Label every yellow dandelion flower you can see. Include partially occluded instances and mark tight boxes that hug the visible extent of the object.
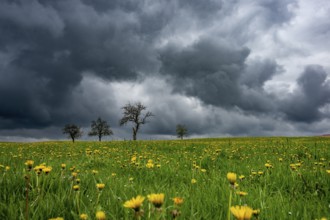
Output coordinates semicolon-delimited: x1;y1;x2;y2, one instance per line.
265;163;273;168
230;205;253;220
237;191;248;197
252;209;260;216
201;169;207;173
326;170;330;174
71;172;78;178
191;178;197;184
25;160;34;170
61;164;66;169
239;175;245;180
73;185;80;191
96;183;105;190
5;166;10;171
92;170;98;175
146;162;154;168
227;172;237;185
79;213;88;220
95;211;106;220
43;166;52;175
48;217;64;220
173;197;184;205
147;193;165;208
111;173;116;177
123;195;145;212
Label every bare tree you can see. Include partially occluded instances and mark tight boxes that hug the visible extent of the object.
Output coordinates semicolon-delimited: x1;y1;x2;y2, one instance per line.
119;102;154;140
63;124;83;143
88;117;113;141
176;124;188;140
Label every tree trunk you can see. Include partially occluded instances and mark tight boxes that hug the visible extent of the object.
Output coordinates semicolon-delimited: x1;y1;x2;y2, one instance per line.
99;135;101;142
133;127;137;141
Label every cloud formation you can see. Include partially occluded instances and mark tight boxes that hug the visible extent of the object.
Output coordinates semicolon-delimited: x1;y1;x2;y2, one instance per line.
0;0;330;140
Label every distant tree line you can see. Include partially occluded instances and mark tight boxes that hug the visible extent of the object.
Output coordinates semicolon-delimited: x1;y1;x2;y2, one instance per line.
63;102;188;142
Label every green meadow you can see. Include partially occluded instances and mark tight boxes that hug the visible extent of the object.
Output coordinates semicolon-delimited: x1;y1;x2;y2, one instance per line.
0;137;329;220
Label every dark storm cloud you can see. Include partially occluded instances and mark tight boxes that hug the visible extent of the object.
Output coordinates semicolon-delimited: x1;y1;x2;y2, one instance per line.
280;65;330;122
0;0;329;140
159;38;250;107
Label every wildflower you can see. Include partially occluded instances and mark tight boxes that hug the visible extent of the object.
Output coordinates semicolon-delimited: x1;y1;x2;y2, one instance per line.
95;211;106;220
25;160;34;171
92;170;98;175
326;170;330;174
237;191;248;197
80;213;88;220
173;197;184;205
230;205;253;220
96;183;105;190
239;175;245;180
191;178;197;184
129;177;134;181
111;173;116;177
265;163;273;168
258;171;263;175
48;217;64;220
201;169;207;173
146;161;154;168
5;166;10;171
123;195;145;212
252;209;260;217
61;164;66;170
278;158;283;162
73;185;80;191
227;172;237;185
148;193;165;208
72;172;78;178
43;166;52;175
76;178;81;184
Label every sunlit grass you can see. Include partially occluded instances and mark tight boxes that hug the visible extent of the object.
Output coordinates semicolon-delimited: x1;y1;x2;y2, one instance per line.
0;137;329;219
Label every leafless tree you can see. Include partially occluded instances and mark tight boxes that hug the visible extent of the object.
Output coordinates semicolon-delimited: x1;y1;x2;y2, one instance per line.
88;117;113;141
63;124;83;143
119;102;154;140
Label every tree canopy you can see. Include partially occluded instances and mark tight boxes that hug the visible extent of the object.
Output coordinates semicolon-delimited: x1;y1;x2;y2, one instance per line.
63;124;83;142
88;117;113;141
119;102;154;140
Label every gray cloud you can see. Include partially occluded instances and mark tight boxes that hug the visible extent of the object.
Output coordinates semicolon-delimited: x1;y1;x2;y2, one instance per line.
0;0;330;140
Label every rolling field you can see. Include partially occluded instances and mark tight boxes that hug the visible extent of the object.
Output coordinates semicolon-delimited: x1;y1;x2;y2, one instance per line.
0;137;329;219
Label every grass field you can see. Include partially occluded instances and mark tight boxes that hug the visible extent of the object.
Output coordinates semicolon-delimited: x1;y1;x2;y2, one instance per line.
0;137;329;219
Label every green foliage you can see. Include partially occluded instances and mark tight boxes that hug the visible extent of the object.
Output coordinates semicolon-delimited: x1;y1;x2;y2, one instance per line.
0;137;329;219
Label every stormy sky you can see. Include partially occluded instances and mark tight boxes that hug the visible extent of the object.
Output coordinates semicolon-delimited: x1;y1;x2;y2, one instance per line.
0;0;330;141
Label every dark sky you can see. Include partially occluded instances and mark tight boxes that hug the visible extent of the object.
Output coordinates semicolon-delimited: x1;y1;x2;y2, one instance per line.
0;0;330;141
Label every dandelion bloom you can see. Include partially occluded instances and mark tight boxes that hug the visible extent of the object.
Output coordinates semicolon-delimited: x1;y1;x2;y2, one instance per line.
173;197;184;205
61;164;66;170
73;185;80;191
237;191;248;197
147;193;165;208
48;217;64;220
191;178;197;184
43;167;52;175
96;183;105;190
265;163;273;168
239;175;245;180
80;213;88;220
123;195;145;212
227;172;237;185
95;211;106;220
5;166;10;171
25;160;34;170
326;170;330;174
230;205;253;220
